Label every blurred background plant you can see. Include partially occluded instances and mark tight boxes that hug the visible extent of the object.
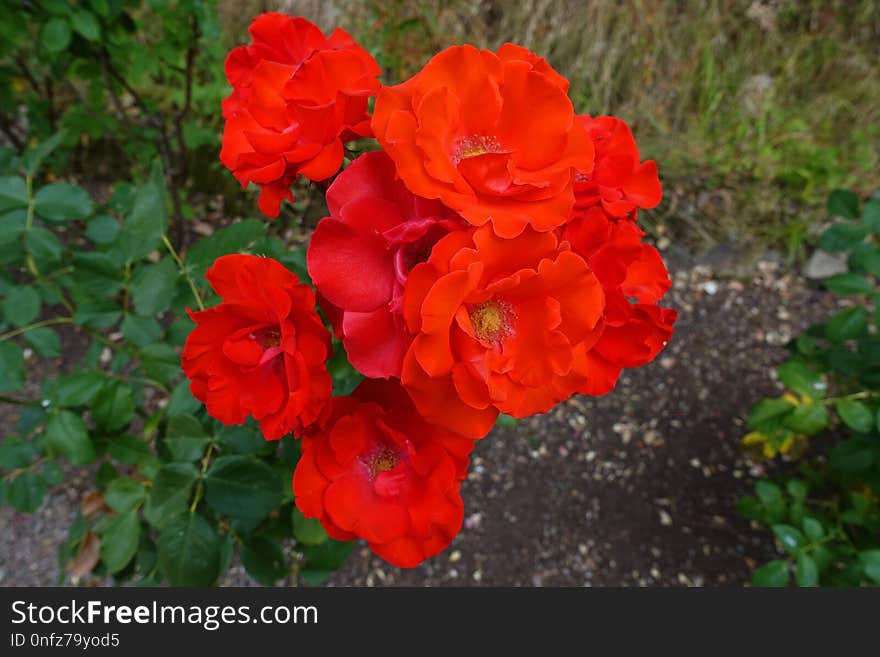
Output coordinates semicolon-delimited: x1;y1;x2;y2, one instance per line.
738;189;880;586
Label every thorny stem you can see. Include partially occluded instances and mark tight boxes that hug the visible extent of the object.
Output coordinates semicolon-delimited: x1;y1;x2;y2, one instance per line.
162;234;204;311
189;442;216;513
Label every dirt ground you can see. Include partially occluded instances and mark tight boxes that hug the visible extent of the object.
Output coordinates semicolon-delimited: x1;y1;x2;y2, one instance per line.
0;253;846;587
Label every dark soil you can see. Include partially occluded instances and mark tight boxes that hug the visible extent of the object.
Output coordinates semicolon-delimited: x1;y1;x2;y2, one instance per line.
0;257;847;586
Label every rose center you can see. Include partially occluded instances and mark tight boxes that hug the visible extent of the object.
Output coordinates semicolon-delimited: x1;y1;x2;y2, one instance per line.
469;300;513;343
453;135;503;165
363;447;400;479
255;329;281;349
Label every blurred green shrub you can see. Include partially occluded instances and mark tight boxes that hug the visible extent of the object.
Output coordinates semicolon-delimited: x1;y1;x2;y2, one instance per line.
0;2;354;586
739;188;880;586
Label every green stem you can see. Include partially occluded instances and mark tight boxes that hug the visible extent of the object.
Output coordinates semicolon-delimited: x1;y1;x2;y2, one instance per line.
162;234;204;311
0;317;73;342
0;395;41;407
822;391;880;404
3;456;48;482
25;175;34;230
189;441;215;513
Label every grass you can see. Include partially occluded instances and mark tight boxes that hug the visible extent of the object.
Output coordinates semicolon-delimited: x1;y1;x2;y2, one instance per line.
227;1;880;256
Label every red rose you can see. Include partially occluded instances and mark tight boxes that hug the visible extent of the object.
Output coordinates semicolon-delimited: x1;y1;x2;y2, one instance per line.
220;13;381;217
573;115;662;220
307;151;465;378
293;379;472;568
563;207;676;395
372;44;593;238
182;254;332;440
401;226;605;438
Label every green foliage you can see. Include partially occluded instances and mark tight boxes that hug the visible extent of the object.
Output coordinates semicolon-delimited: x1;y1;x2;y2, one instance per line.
740;188;880;587
0;0;346;586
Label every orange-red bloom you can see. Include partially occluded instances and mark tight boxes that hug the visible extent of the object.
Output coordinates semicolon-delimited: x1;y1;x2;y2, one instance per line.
372;44;593;238
220;13;381;217
563;207;676;394
182;254;332;440
293;379;473;568
307;151;464;378
402;226;605;438
573;115;662;221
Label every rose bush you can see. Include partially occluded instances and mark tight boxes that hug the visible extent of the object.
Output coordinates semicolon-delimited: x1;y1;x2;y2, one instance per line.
0;8;675;579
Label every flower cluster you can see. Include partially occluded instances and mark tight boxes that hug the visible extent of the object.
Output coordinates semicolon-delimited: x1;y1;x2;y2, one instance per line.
193;14;676;569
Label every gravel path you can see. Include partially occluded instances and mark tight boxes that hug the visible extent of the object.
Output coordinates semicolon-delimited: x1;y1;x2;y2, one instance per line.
0;258;846;586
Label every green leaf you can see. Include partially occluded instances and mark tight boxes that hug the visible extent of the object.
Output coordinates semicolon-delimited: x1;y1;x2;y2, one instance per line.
42;460;63;486
495;414;518;428
859;550;880;584
751;560;790;587
0;436;38;469
157;512;223;586
205;455;281;522
85;215;120;245
41;18;71;53
0;342;25;392
45;411;94;465
164;414;209;462
100;509;140;574
72;296;120;329
748;399;794;431
783;401;828;435
835;398;874;433
71;9;100;40
7;471;48;512
119;165;167;263
121;314;162;346
795;554;818;586
293;507;328;546
23;131;66;176
802;517;825;541
71;252;123;298
92;381;135;432
0;210;26;248
847;243;880;276
131;258;177;316
0;176;27;212
167;381;201;416
300;539;352;585
184;219;267;278
1;286;40;327
827;189;860;219
25;327;60;357
138;343;179;384
144;463;198;528
786;479;808;501
104;477;146;514
771;524;805;554
34;182;94;222
25;227;63;263
755;481;782;504
777;360;826;398
818;223;865;252
241;536;287;585
216;424;266;455
56;371;104;406
825;273;874;295
863;200;880;232
829;439;876;473
825;307;869;342
107;434;151;466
